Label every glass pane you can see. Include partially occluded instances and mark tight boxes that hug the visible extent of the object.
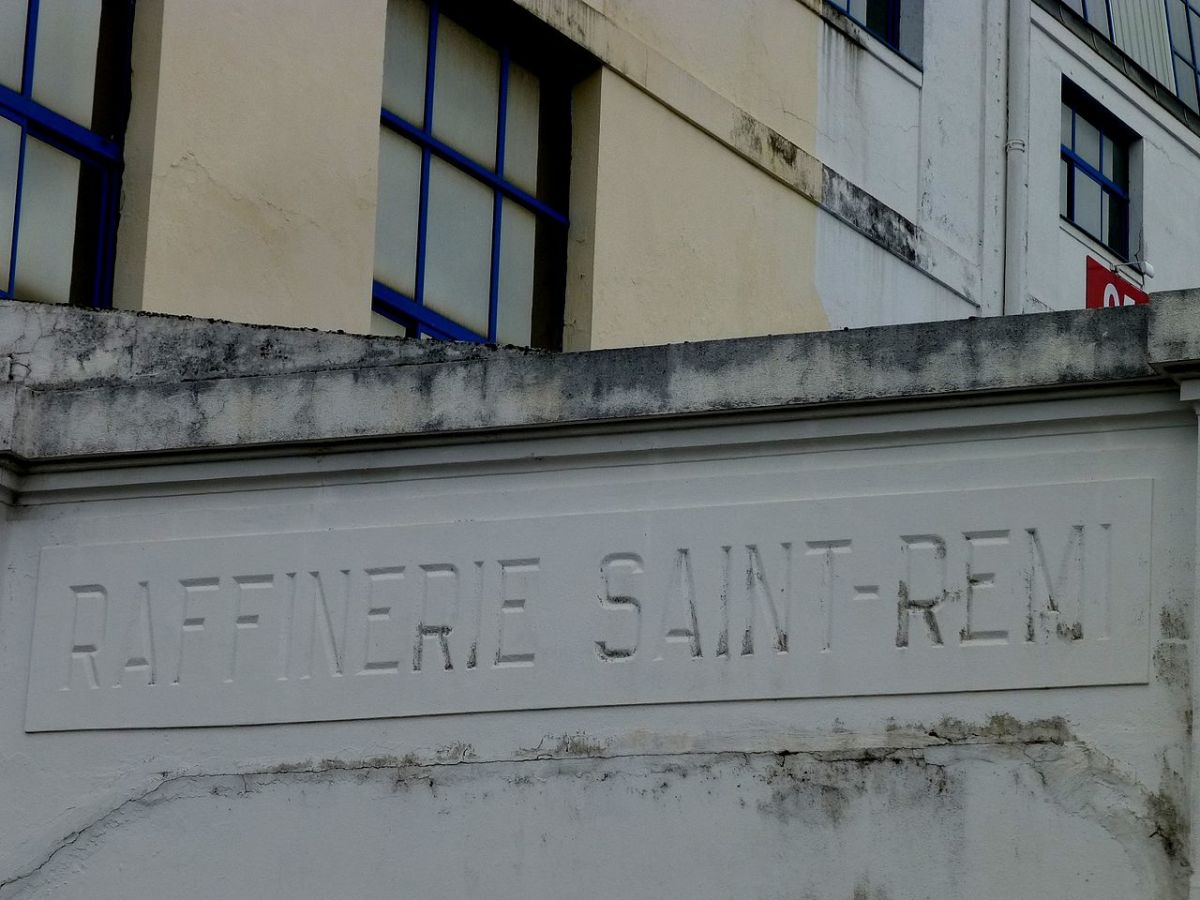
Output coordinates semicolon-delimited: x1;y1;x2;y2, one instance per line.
1074;114;1100;169
1062;0;1085;16
424;157;492;336
504;61;540;195
1191;12;1200;67
373;129;422;296
897;0;923;62
1106;193;1127;254
1101;135;1127;184
13;135;79;304
1168;0;1191;54
0;118;20;290
383;0;428;126
371;311;408;337
497;200;535;346
1072;169;1102;239
1061;104;1072;148
864;0;890;37
1085;0;1110;36
432;14;499;169
1175;56;1199;110
31;0;102;128
847;0;867;22
1101;189;1110;246
1059;158;1069;218
0;1;28;91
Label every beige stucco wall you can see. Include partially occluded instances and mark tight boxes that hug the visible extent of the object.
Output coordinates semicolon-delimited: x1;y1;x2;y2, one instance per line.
581;0;820;154
565;68;826;350
113;0;828;346
114;0;386;332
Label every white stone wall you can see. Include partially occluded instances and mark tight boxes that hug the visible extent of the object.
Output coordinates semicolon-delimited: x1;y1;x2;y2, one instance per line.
0;300;1194;897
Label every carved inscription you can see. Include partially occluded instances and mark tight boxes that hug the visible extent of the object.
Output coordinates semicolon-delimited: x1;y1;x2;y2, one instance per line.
26;481;1153;731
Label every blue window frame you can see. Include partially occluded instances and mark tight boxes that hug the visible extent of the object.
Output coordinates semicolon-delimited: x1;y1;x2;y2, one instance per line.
1165;0;1200;111
373;0;575;346
826;0;923;64
1060;85;1134;257
0;0;130;308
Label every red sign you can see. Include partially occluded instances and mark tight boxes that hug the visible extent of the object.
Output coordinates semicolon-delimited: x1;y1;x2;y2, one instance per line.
1086;257;1149;308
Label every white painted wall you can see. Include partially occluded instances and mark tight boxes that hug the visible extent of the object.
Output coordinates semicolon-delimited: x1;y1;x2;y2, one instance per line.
0;387;1191;898
1026;6;1200;311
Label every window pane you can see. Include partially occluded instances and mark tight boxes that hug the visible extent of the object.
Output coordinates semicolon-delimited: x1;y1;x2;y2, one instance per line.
1074;114;1100;169
383;0;429;126
1175;56;1199;110
13;135;79;303
1191;12;1200;67
424;157;492;336
371;311;409;337
1168;0;1191;54
31;0;103;128
0;118;19;290
497;200;535;346
898;0;923;62
1085;0;1110;36
864;0;890;37
1059;158;1069;218
1072;169;1102;239
374;129;422;297
0;1;27;92
1061;0;1085;16
1101;134;1127;184
1061;104;1072;148
504;61;540;196
432;14;499;170
1105;194;1127;254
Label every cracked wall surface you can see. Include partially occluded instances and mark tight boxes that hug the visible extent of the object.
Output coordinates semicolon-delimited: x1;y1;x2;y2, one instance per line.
0;733;1186;899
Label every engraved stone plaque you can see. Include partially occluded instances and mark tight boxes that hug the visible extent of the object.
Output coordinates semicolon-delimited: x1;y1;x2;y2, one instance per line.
25;480;1152;731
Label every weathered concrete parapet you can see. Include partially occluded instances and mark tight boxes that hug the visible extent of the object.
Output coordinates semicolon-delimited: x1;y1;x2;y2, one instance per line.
0;299;1198;898
0;297;1190;460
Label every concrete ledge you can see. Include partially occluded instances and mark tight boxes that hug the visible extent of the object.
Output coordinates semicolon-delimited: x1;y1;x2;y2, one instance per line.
0;298;1189;461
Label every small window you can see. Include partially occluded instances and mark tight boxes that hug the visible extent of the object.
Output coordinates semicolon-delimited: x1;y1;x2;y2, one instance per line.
827;0;923;64
1166;0;1200;112
373;0;585;347
0;0;131;307
1059;84;1136;258
1059;0;1114;38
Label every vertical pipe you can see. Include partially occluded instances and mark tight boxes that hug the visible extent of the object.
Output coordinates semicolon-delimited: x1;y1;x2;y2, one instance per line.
1002;0;1031;315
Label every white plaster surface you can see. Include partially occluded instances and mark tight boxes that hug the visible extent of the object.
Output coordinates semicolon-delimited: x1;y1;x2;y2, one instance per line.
0;382;1193;897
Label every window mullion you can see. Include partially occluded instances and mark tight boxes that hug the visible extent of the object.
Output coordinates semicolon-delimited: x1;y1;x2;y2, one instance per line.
21;0;39;98
487;46;511;344
413;1;440;334
5;131;26;297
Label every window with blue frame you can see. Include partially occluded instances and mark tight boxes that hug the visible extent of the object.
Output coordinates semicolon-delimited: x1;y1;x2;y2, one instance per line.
1165;0;1200;111
826;0;923;64
1060;84;1135;257
0;0;130;308
1059;0;1115;39
373;0;583;347
1059;0;1200;114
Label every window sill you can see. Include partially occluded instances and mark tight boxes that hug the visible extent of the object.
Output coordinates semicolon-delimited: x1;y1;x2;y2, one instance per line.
808;1;924;90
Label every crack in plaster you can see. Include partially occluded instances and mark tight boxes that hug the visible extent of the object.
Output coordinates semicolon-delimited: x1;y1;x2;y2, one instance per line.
0;717;1188;897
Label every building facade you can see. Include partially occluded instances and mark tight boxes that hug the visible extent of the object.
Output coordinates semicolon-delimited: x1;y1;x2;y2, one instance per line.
3;0;1200;349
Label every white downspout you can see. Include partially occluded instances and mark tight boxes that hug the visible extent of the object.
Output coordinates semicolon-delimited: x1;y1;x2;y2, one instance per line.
1003;0;1031;315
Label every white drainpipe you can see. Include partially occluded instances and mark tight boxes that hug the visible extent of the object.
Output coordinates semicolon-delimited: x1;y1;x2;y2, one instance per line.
1003;0;1031;315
